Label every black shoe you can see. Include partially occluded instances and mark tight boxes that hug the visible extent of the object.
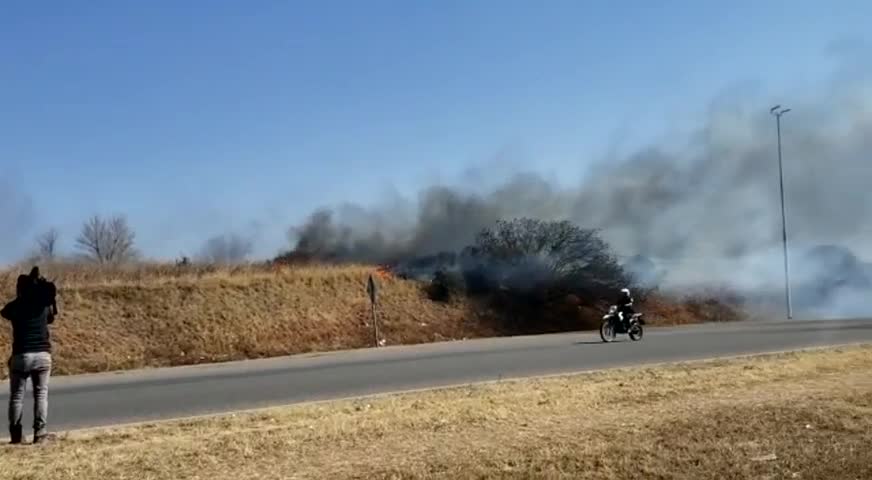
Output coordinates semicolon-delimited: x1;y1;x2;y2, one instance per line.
9;425;22;445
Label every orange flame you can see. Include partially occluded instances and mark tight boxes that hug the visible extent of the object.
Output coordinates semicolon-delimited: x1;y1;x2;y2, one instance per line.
374;265;393;279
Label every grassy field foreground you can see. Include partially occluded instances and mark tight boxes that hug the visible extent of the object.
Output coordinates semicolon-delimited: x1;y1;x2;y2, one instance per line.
0;262;745;377
0;344;869;479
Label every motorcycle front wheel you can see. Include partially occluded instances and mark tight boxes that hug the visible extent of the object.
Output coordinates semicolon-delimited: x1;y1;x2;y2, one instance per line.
600;318;617;342
629;323;644;341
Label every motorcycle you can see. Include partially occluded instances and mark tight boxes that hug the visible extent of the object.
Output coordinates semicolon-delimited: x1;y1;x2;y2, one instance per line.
599;305;645;342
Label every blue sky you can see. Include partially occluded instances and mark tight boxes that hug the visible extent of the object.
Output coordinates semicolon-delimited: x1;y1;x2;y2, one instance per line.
1;1;870;262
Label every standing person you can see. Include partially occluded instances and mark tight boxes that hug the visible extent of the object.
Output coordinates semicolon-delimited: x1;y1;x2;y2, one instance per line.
1;271;55;445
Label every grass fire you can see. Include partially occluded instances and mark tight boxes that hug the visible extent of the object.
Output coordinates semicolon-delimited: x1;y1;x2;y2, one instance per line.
1;217;748;379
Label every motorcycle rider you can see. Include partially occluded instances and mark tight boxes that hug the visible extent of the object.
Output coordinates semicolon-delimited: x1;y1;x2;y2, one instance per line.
616;287;634;329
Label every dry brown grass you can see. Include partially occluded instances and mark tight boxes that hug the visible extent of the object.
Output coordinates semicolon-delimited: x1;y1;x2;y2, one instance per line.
0;262;744;377
1;344;869;479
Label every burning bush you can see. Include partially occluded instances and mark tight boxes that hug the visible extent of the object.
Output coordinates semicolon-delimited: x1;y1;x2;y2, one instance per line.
424;218;635;332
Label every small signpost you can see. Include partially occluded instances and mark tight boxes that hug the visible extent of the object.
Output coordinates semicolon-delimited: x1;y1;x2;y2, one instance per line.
366;273;380;347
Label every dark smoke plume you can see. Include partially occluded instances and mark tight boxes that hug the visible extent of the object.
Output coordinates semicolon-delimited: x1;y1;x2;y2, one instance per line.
287;62;872;317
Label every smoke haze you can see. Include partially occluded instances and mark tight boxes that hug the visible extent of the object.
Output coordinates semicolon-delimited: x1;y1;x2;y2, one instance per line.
0;179;36;264
197;233;255;264
289;61;872;317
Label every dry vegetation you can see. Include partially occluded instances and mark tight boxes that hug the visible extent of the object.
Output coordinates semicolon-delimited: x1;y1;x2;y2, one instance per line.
0;261;746;377
1;344;869;479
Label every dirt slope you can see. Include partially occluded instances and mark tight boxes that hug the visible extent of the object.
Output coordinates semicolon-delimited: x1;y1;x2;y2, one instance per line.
0;263;743;376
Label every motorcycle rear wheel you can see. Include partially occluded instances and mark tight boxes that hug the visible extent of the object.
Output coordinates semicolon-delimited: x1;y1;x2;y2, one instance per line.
629;323;644;341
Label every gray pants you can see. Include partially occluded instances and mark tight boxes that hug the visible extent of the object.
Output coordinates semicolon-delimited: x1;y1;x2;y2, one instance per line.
8;352;52;437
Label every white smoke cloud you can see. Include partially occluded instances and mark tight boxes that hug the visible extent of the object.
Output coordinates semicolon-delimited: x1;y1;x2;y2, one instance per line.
288;56;872;318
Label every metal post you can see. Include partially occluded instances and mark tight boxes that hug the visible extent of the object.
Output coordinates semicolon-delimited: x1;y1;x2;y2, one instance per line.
770;105;793;319
372;302;380;347
366;274;380;346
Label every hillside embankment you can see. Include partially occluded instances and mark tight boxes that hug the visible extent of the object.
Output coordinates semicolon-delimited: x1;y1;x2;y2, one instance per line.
0;263;746;377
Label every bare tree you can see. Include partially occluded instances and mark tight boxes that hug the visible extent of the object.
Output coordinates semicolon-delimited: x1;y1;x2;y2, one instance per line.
469;218;631;298
198;233;253;264
75;214;137;263
35;228;60;260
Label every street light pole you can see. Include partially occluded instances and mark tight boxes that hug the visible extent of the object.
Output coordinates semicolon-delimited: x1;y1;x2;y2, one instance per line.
770;105;793;319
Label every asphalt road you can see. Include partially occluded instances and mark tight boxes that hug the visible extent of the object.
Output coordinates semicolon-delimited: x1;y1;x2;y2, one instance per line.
3;318;872;433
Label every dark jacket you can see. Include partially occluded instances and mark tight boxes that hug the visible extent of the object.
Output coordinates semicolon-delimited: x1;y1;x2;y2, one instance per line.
2;294;54;355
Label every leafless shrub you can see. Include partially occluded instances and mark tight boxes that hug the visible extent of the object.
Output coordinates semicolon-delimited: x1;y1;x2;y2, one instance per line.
468;218;631;300
35;228;60;260
74;214;138;264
